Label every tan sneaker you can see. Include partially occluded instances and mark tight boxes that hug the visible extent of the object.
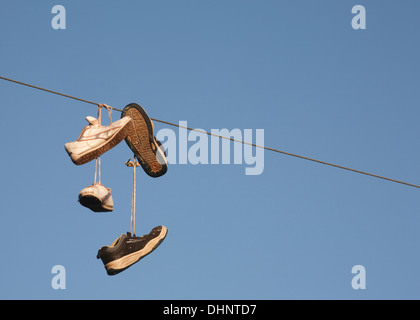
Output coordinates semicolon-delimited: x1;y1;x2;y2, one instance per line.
65;116;132;165
121;103;167;177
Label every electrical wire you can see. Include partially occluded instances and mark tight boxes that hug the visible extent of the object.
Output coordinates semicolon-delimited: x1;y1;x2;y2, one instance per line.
1;75;419;189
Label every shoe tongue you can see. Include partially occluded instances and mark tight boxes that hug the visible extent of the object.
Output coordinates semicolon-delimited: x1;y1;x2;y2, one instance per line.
86;116;99;126
110;233;125;247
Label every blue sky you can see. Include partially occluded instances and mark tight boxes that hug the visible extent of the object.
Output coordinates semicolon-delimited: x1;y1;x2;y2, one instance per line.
1;0;420;300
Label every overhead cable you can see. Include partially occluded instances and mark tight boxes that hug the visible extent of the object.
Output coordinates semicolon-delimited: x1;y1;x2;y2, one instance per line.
1;75;418;189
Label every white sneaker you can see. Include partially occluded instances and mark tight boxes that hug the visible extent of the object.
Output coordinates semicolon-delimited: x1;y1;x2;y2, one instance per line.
79;183;114;212
65;116;132;165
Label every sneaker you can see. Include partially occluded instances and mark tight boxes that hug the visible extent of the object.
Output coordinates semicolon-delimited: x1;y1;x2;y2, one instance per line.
78;183;113;212
97;226;168;276
121;103;168;178
65;116;132;165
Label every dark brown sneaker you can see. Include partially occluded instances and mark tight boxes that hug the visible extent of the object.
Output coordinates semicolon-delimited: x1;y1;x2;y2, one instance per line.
97;226;168;276
121;103;168;178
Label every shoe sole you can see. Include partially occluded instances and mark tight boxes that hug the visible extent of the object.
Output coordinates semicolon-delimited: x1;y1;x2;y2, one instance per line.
105;226;168;275
70;124;130;166
79;195;113;212
122;103;168;178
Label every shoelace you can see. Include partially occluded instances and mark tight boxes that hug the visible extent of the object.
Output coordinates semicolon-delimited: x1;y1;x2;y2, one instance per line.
94;157;101;185
126;158;140;236
97;104;113;125
93;104;114;186
127;235;146;243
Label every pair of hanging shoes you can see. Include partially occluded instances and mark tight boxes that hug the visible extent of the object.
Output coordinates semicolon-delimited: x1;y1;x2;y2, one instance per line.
65;103;168;178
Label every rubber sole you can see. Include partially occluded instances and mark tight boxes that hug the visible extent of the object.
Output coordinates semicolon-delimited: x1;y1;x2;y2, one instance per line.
122;103;168;178
105;226;168;276
79;195;113;212
71;124;130;166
